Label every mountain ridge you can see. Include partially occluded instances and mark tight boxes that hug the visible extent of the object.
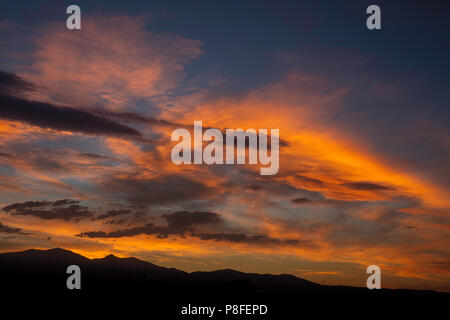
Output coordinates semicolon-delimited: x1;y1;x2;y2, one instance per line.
0;247;315;280
0;247;446;295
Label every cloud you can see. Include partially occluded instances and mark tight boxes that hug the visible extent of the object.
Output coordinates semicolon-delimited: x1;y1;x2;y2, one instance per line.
78;153;112;160
97;209;132;220
2;199;92;221
78;228;301;245
0;70;34;95
77;223;171;239
52;199;80;206
91;109;180;127
162;211;222;231
23;15;203;109
290;197;360;208
291;198;311;205
293;175;323;188
78;210;222;239
76;210;300;246
3;200;51;212
341;182;392;191
0;71;189;142
8;205;92;221
76;210;299;246
0;152;12;158
0;222;29;235
191;232;299;245
0;89;142;139
99;174;213;206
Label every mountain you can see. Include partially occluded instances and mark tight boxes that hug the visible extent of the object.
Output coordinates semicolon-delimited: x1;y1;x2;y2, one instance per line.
0;247;319;292
0;248;446;318
190;269;319;290
0;247;90;267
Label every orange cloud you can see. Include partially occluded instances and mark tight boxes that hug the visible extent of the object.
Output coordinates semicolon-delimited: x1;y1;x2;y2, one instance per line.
22;15;202;110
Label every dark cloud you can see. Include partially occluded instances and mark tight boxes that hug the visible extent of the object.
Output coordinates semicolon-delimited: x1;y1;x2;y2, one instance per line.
79;153;107;159
77;210;298;245
0;92;142;138
162;211;222;232
77;226;299;246
79;153;114;160
294;174;323;187
290;197;359;208
0;152;13;158
341;182;392;191
97;209;132;220
245;184;264;191
3;200;51;212
79;211;222;238
376;210;411;225
99;174;212;206
222;173;304;197
0;222;29;235
77;222;170;239
291;198;311;205
52;199;80;206
2;199;92;221
0;70;145;138
8;205;93;221
98;210;218;227
0;70;34;94
77;230;111;238
92;109;179;127
191;232;299;245
103;219;127;225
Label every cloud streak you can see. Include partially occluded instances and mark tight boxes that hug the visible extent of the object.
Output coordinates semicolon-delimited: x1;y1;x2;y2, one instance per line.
76;210;299;245
3;199;93;221
0;89;142;139
0;222;29;235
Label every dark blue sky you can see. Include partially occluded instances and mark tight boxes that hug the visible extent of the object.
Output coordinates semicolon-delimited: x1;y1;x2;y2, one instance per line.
1;0;449;88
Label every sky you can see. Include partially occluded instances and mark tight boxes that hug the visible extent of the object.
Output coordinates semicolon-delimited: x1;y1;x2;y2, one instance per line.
0;0;449;291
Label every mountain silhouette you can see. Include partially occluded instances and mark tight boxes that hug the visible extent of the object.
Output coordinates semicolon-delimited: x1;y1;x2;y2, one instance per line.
0;248;446;318
0;248;444;293
0;248;320;292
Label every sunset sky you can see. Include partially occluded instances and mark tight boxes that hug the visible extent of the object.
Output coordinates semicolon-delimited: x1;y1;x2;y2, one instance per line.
0;0;449;291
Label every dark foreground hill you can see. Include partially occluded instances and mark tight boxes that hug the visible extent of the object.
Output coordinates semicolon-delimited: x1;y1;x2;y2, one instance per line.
0;248;447;318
